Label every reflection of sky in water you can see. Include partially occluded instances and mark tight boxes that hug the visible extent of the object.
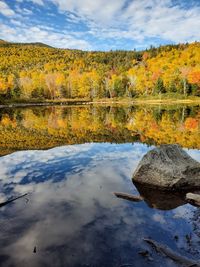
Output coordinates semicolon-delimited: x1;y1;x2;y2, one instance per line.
0;143;199;267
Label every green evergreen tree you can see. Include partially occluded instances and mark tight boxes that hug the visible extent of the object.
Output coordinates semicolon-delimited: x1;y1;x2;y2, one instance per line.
154;77;166;94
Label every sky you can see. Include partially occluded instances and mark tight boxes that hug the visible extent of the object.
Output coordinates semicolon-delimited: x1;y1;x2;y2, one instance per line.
0;0;200;51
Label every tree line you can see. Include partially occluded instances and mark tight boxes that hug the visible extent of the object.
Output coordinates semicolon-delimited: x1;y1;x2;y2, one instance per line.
0;41;200;101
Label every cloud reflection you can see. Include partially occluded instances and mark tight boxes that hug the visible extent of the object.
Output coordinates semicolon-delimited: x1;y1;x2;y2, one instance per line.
0;143;199;267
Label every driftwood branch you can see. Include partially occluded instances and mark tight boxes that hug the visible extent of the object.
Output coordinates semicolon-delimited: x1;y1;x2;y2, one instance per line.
144;238;200;267
186;193;200;207
0;193;28;208
113;192;143;202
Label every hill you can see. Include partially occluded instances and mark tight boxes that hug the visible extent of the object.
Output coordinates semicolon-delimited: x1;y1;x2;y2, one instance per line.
0;39;8;44
0;41;199;102
0;39;52;48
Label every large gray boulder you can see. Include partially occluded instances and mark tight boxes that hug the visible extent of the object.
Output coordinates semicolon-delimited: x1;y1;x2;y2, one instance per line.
132;144;200;190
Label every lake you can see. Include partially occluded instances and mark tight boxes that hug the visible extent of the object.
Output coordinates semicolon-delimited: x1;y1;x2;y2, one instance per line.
0;104;199;267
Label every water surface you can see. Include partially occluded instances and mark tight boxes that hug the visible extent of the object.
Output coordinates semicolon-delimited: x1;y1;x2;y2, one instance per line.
0;104;199;267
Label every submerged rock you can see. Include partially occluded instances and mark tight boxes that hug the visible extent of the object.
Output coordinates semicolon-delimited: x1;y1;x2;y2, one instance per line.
133;183;186;210
113;186;187;210
132;144;200;190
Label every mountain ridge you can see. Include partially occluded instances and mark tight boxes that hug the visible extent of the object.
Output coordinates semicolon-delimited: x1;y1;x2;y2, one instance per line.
0;39;52;48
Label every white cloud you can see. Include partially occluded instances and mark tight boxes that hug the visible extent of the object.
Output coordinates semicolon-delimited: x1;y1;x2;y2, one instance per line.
152;213;166;224
27;0;44;5
0;22;92;50
0;1;15;16
1;0;200;49
10;19;22;26
123;0;200;43
52;0;125;25
51;0;200;44
22;8;33;15
0;23;16;35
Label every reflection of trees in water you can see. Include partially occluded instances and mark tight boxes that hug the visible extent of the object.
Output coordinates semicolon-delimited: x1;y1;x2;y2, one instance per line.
0;105;199;155
152;106;197;122
0;108;16;121
153;108;165;122
32;106;48;117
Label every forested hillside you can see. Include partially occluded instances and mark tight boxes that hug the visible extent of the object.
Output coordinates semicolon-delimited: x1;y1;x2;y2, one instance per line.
0;41;200;102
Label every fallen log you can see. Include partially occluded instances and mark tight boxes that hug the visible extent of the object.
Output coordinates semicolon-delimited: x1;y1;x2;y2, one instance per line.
186;193;200;207
144;238;200;267
113;192;143;202
0;193;28;208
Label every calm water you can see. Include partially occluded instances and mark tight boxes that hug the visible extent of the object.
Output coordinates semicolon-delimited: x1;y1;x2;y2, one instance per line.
0;104;200;267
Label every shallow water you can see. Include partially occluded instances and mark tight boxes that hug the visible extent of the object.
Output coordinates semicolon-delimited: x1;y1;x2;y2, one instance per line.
0;105;199;267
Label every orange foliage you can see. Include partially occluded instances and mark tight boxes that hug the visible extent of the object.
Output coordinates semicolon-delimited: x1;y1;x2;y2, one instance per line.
184;118;199;131
188;71;200;86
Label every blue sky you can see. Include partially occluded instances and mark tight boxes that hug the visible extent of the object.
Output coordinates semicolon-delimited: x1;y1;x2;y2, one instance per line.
0;0;200;51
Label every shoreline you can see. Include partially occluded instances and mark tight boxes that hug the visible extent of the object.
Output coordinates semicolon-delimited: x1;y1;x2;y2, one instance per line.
0;98;200;108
